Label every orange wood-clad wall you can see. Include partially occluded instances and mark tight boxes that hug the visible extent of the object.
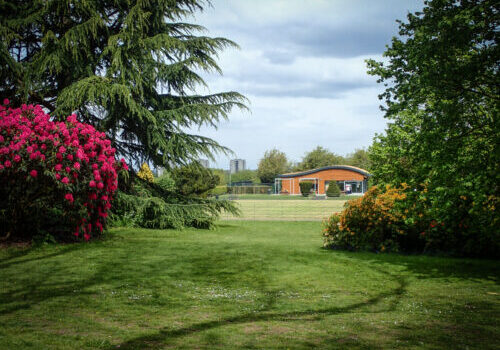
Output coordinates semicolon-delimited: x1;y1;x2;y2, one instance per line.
280;169;366;195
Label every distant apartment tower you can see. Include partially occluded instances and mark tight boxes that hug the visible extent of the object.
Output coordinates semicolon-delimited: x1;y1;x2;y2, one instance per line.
198;159;209;168
230;159;246;174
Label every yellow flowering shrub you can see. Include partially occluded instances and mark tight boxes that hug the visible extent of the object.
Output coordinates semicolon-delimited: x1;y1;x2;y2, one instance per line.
324;183;499;257
137;162;154;183
323;184;425;252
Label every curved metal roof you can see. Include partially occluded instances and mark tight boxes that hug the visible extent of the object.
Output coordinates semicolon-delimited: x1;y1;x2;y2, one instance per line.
277;165;371;178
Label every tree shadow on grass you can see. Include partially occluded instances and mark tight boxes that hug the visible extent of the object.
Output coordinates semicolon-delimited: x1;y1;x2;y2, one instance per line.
0;243;81;269
104;267;408;350
0;266;99;316
0;242;127;316
332;250;500;284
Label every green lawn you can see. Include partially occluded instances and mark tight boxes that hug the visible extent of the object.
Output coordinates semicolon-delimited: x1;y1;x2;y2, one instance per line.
222;199;346;221
0;221;498;349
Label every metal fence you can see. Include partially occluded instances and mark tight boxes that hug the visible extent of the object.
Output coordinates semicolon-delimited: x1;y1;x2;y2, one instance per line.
226;183;276;195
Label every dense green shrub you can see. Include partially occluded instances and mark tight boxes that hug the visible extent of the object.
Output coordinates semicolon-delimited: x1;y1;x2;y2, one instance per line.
172;163;219;197
326;182;341;197
108;191;139;227
365;0;499;258
156;172;176;192
299;182;313;197
210;185;228;196
323;184;499;257
136;196;238;229
110;176;239;230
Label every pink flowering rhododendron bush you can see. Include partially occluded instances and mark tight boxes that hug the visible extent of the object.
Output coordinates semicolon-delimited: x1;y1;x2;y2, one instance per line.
0;102;127;241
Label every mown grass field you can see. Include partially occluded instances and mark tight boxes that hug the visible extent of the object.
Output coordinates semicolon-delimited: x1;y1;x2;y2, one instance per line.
0;221;498;349
218;194;361;200
221;199;347;221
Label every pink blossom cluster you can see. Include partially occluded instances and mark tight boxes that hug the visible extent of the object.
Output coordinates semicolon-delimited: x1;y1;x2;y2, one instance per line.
0;101;128;240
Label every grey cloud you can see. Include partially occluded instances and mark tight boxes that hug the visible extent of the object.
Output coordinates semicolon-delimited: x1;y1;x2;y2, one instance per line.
204;55;376;98
201;1;423;61
242;80;373;99
210;20;394;61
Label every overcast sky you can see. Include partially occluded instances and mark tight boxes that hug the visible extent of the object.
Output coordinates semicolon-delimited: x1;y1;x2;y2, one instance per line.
189;0;424;169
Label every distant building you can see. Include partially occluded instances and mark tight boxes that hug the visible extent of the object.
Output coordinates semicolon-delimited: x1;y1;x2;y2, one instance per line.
275;165;371;195
198;159;209;168
230;159;246;174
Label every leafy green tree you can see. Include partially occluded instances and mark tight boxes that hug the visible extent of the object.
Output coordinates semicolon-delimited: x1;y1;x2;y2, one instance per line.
295;146;344;171
230;169;259;184
345;148;371;171
0;0;246;168
257;149;290;183
210;168;228;185
171;163;219;197
366;0;499;256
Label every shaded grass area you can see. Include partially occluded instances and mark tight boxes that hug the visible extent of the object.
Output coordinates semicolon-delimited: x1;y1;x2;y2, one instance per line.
0;221;498;349
221;199;346;221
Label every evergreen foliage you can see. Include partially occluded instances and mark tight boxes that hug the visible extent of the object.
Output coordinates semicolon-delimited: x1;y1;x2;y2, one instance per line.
110;177;239;229
137;163;154;183
326;182;341;197
155;172;176;192
171;162;219;197
257;148;290;183
0;0;247;168
299;181;313;197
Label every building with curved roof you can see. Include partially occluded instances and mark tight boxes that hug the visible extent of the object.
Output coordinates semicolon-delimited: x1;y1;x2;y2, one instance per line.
275;165;371;195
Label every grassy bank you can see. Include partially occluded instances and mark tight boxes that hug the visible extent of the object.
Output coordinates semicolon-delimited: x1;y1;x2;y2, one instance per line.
0;221;498;349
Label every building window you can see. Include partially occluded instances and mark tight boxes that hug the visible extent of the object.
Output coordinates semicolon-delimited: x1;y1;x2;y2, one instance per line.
345;181;363;194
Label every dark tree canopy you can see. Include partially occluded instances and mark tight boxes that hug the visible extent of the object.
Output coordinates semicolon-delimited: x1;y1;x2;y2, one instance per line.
367;0;499;250
0;0;246;168
171;162;218;197
367;0;499;186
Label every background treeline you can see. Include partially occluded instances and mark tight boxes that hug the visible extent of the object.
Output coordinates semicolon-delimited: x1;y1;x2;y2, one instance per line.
215;146;372;187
